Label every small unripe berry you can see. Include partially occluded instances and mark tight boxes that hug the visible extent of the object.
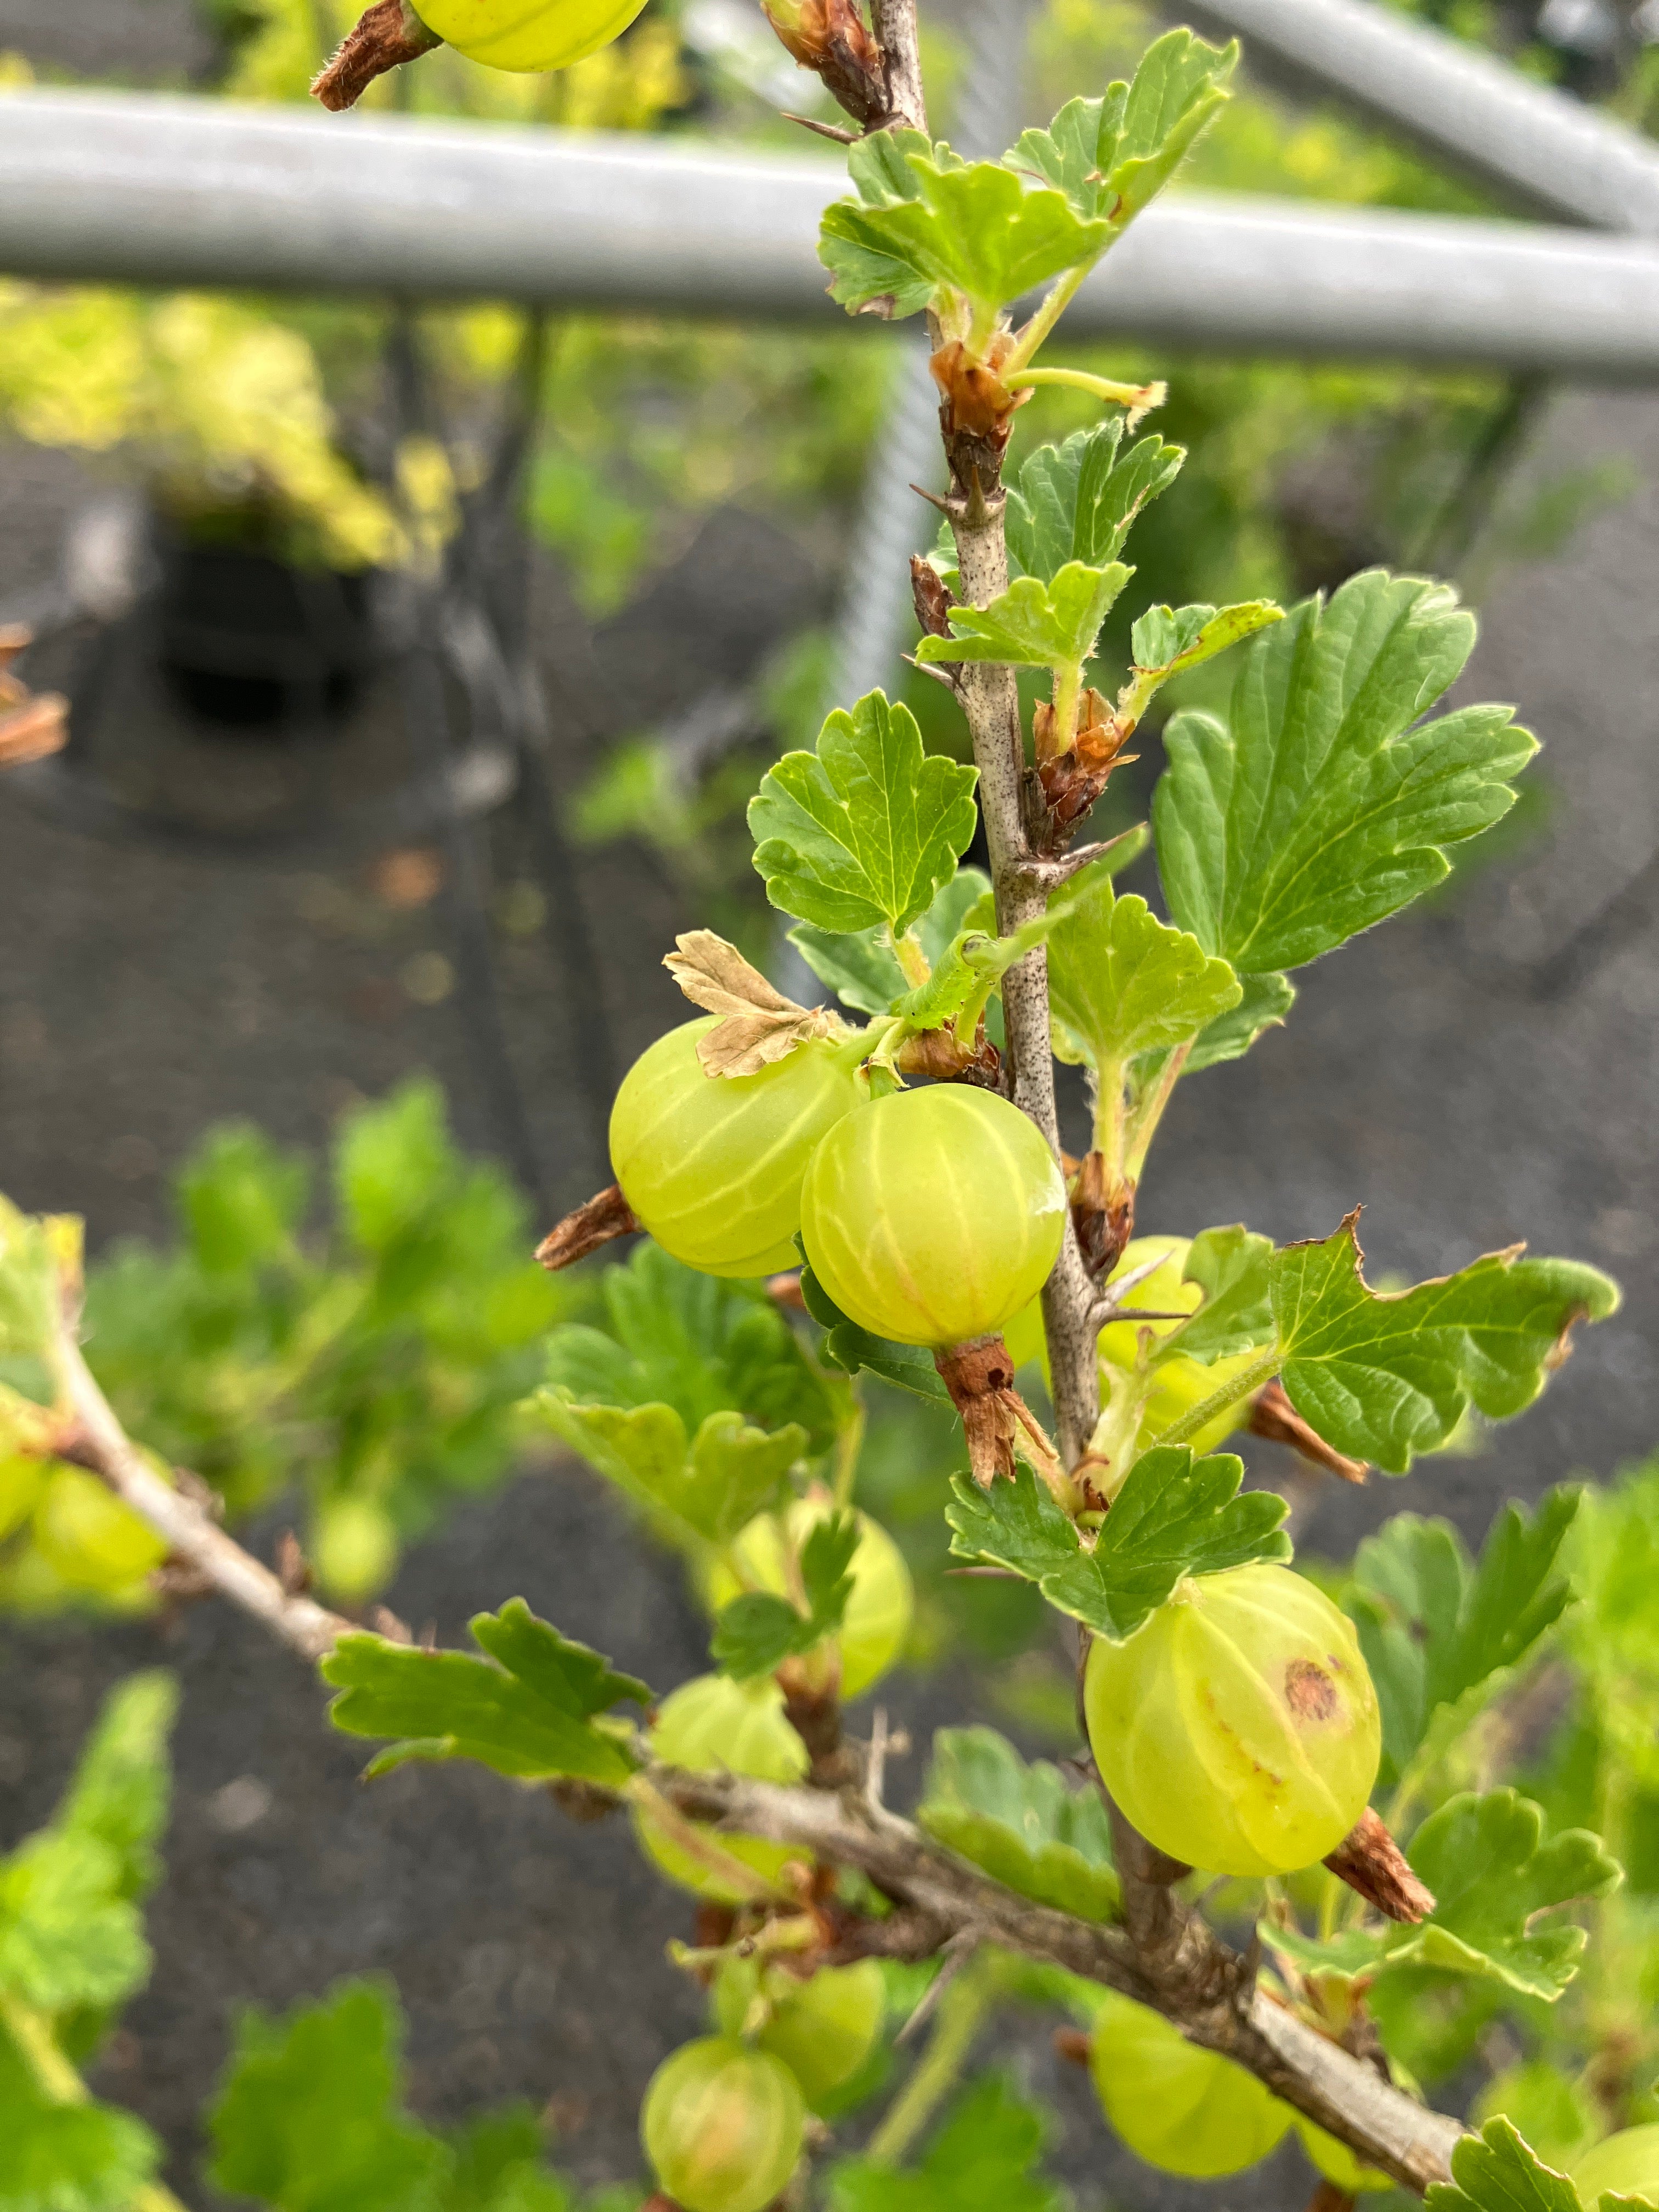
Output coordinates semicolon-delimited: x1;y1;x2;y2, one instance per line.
712;1957;884;2106
635;1673;809;1904
1084;1562;1380;1876
610;1019;865;1279
33;1465;167;1594
800;1086;1066;1348
1089;1989;1292;2177
702;1499;913;1699
311;1496;400;1602
1573;2126;1659;2209
641;2036;804;2212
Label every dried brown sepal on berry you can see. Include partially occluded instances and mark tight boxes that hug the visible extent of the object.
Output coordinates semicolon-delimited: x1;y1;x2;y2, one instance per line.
311;0;442;111
535;1184;640;1271
1249;1378;1369;1484
1323;1806;1435;1925
933;1334;1064;1498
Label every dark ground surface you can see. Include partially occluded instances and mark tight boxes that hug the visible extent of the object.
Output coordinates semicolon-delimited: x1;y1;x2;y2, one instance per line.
3;8;1659;2190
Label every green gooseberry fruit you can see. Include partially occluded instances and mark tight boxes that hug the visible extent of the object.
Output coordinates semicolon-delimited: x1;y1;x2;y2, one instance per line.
641;2035;805;2212
1573;2126;1659;2208
634;1673;810;1904
311;1496;400;1602
1099;1235;1263;1454
0;1451;46;1544
32;1464;168;1593
1088;1989;1293;2177
702;1498;913;1699
610;1018;865;1280
410;0;648;73
799;1086;1066;1348
712;1956;884;2106
1085;1561;1380;1876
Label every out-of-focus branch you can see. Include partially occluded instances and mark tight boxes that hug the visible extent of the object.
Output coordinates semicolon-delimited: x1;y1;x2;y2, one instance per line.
53;1330;352;1663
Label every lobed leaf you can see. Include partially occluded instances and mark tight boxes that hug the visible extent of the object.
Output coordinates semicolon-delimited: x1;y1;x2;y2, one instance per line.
712;1509;860;1681
51;1671;178;1905
749;691;979;939
828;2070;1064;2212
1165;1225;1274;1366
1128;600;1283;687
1045;865;1239;1076
820;145;1110;323
208;1979;448;2212
945;1447;1290;1642
1153;569;1538;975
1348;1490;1583;1788
790;869;990;1019
1004;422;1186;584
1272;1216;1619;1475
1427;2119;1583;2212
1009;29;1237;230
321;1601;648;1786
0;2025;161;2212
918;1726;1119;1921
916;563;1131;675
0;1832;149;2015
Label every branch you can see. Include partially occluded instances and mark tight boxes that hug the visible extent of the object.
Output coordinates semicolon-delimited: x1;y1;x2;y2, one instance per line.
54;1330;352;1664
656;1766;1463;2194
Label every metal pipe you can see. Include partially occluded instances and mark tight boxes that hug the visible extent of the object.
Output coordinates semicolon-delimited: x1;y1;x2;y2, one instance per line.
1193;0;1659;234
4;93;1659;376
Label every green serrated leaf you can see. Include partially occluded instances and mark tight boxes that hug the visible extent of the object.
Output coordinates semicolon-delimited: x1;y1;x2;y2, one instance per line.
1348;1490;1583;1788
749;691;980;938
0;1833;149;2015
53;1672;177;1905
1129;599;1283;686
1167;1226;1274;1366
828;2070;1064;2212
791;870;990;1018
820;150;1111;324
1154;569;1538;975
798;1255;951;1403
1427;2117;1583;2212
541;1240;838;1450
444;2106;572;2212
321;1601;647;1786
0;2023;161;2212
894;914;1058;1043
1008;29;1236;228
918;1726;1119;1921
1272;1219;1620;1475
945;1446;1289;1641
713;1509;860;1680
1402;1790;1621;1999
916;564;1131;675
1182;970;1296;1072
1003;424;1186;583
1045;867;1239;1079
209;1978;448;2212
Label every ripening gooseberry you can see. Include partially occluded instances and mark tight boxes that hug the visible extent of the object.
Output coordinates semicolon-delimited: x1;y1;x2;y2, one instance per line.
1089;1989;1292;2177
712;1957;884;2106
799;1087;1066;1348
1098;1236;1262;1456
641;2036;805;2212
634;1673;810;1904
32;1464;168;1593
311;1496;400;1602
1573;2126;1659;2209
409;0;648;73
701;1498;913;1699
1084;1562;1380;1876
610;1018;865;1279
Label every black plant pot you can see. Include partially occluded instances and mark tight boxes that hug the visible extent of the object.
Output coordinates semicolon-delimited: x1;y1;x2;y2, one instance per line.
155;526;375;731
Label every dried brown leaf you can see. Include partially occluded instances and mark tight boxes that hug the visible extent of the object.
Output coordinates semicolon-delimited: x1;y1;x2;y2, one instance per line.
663;929;843;1077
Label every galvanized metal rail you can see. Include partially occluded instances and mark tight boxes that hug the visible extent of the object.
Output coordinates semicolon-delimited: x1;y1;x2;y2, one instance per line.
5;92;1659;374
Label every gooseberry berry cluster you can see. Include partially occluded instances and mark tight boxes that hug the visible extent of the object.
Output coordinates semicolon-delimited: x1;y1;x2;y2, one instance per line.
0;7;1627;2211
